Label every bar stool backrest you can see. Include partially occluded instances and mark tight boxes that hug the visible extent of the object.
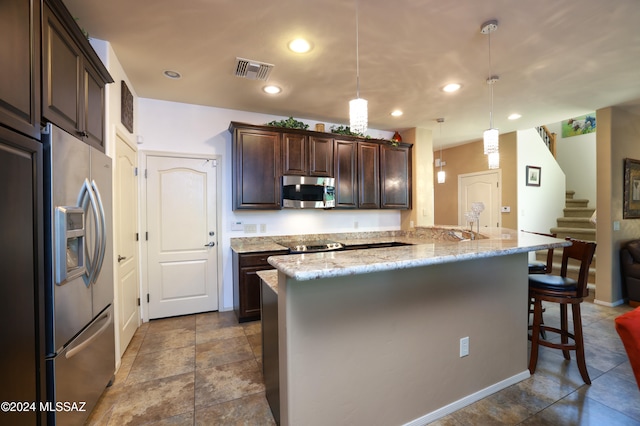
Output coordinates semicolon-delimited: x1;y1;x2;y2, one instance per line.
561;238;597;298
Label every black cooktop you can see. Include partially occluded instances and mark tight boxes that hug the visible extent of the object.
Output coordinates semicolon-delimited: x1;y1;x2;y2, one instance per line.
286;240;344;254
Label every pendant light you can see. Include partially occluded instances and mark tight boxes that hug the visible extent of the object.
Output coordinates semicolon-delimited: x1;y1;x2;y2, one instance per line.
349;0;367;134
481;20;499;169
436;118;445;184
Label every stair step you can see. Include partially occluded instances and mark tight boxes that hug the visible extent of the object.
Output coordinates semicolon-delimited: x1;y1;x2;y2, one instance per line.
566;198;590;208
556;217;596;229
563;207;596;218
566;190;575;200
549;227;596;241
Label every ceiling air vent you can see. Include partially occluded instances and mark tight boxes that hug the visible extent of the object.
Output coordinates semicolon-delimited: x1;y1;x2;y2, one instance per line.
234;57;274;81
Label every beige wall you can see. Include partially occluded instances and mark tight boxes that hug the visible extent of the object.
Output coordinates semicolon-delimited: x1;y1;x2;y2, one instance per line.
596;106;640;304
279;254;529;425
400;127;434;229
434;133;518;230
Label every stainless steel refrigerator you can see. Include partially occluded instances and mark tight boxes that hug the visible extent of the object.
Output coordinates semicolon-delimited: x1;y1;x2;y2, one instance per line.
43;123;115;425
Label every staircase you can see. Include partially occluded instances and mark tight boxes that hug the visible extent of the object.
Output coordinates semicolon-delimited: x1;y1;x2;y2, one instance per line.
537;190;597;284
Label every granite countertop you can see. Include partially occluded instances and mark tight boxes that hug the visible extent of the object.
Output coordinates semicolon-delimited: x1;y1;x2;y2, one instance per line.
266;228;570;281
257;269;278;294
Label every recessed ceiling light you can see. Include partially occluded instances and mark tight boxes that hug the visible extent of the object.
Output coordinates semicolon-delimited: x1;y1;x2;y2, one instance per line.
288;39;312;53
508;113;522;120
263;85;282;94
163;70;182;79
442;83;461;92
391;110;403;117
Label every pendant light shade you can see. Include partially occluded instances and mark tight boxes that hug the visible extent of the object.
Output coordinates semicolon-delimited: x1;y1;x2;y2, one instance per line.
488;151;500;169
349;0;367;134
483;128;499;154
437;169;446;184
350;98;368;134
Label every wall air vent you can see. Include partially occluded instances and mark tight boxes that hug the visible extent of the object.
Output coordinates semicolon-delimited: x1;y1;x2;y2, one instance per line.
234;57;274;81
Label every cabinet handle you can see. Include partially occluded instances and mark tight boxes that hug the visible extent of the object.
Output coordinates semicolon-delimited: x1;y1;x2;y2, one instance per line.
77;130;89;138
117;255;127;263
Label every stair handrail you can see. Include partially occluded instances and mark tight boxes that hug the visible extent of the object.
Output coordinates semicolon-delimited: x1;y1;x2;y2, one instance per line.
536;125;557;157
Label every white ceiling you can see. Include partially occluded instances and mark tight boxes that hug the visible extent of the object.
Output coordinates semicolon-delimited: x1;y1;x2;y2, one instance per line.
64;0;640;146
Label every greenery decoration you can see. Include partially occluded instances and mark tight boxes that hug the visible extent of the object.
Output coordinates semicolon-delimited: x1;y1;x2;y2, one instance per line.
329;125;368;138
266;116;309;130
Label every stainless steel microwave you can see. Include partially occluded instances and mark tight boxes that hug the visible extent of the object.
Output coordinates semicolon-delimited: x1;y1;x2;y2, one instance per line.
282;175;335;209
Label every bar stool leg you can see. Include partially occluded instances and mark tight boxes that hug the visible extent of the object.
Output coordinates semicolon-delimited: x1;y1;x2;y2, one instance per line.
560;304;570;360
529;298;543;374
572;304;591;385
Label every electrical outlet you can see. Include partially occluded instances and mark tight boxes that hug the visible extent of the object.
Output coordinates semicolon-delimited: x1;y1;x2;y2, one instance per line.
354;221;359;229
260;224;267;233
460;337;469;357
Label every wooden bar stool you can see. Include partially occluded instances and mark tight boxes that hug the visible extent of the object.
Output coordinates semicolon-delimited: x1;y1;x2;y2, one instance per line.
528;238;597;385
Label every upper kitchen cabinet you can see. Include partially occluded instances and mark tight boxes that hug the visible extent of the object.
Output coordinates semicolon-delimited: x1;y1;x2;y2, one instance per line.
42;0;113;152
357;141;380;209
0;0;41;139
230;122;282;210
333;139;358;208
282;133;333;177
380;144;412;209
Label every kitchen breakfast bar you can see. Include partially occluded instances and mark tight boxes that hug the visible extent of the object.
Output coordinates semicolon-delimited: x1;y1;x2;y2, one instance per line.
255;228;569;426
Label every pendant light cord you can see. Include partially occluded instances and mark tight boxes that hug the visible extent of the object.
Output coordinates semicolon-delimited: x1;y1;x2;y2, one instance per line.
488;30;494;129
355;0;361;99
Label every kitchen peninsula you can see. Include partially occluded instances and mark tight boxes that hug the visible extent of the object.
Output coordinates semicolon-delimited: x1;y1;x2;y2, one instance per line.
247;228;568;425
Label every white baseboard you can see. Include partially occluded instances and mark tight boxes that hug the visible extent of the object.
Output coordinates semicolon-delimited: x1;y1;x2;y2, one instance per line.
402;370;531;426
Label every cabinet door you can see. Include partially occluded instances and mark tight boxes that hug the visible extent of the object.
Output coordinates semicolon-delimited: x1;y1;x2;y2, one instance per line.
83;63;106;151
42;3;81;136
380;144;412;209
309;136;334;176
0;0;40;139
238;266;267;321
358;142;380;209
233;129;281;209
333;139;358;208
0;127;45;426
282;133;307;175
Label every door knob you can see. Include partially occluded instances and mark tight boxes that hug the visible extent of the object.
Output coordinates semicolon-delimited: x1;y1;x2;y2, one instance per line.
117;255;127;262
204;242;215;247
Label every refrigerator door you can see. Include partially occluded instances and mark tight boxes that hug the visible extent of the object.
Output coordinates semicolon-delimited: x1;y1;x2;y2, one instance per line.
47;305;115;426
48;125;93;352
90;147;114;314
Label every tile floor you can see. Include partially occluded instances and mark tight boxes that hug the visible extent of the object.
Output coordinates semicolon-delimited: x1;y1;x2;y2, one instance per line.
88;298;640;425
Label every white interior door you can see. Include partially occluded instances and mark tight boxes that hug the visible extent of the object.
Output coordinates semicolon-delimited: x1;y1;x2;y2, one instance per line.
146;155;219;319
115;133;139;356
458;170;501;228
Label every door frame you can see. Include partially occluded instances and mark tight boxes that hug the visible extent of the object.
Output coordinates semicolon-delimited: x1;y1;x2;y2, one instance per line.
139;150;223;323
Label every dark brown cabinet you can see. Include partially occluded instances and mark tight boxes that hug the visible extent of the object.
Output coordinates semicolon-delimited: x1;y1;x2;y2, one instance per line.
309;136;333;176
231;122;411;210
42;0;112;151
282;133;333;177
358;142;380;209
0;0;40;140
232;250;287;322
334;139;358;208
231;123;282;210
380;144;412;209
334;140;382;209
0;126;45;426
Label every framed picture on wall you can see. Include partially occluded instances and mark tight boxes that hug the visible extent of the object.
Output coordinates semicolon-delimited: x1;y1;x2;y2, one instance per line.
623;158;640;218
526;166;541;187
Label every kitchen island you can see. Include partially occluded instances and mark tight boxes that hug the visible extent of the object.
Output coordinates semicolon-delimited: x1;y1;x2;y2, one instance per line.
262;228;568;426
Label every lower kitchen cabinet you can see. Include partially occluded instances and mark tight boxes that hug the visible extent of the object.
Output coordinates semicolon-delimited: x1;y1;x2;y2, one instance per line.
232;250;287;322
